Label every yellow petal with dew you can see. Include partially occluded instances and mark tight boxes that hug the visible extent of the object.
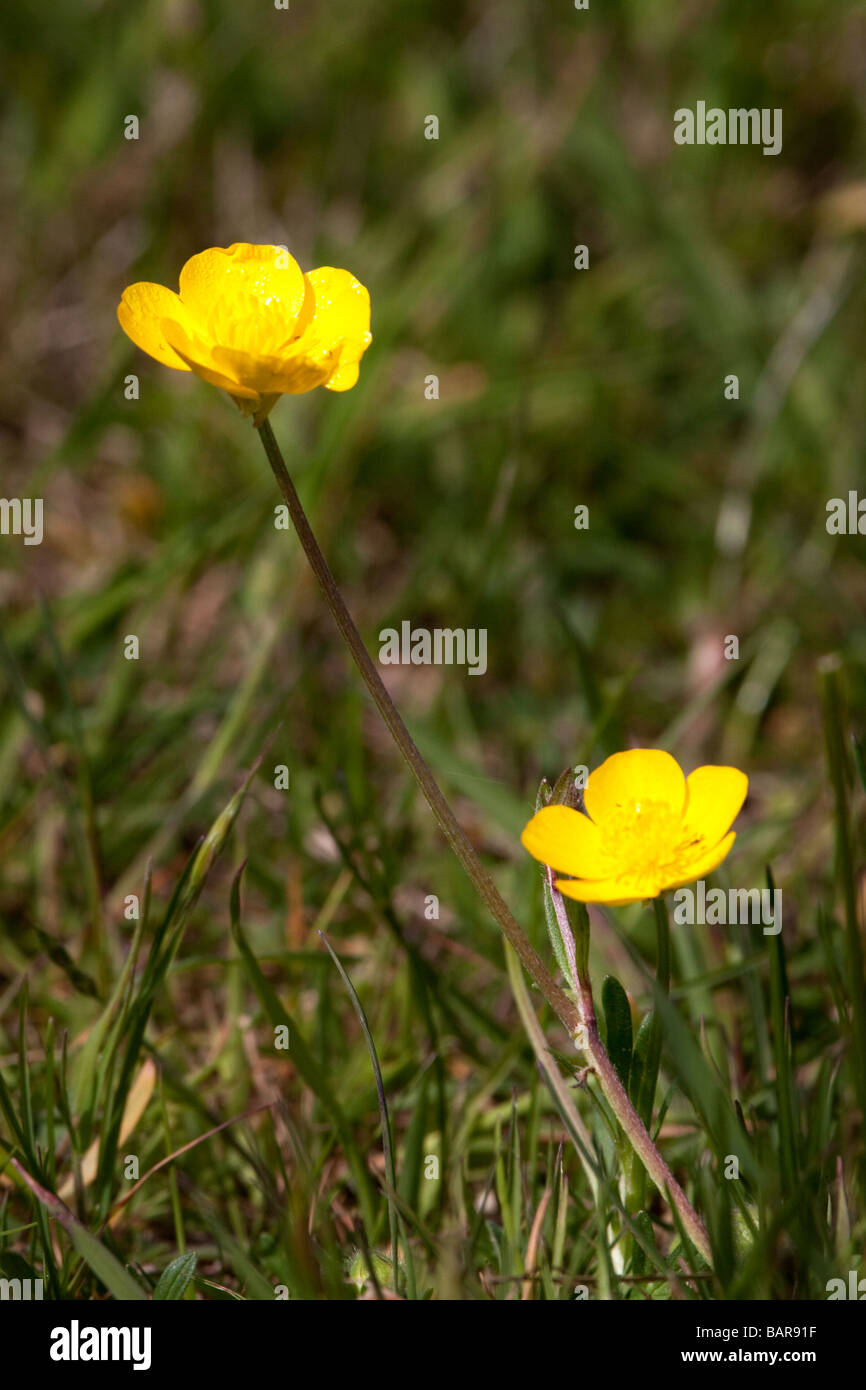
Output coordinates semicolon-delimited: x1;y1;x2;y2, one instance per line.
162;319;261;401
304;267;371;346
299;267;372;389
179;243;308;355
324;358;361;392
117;283;196;371
211;342;336;396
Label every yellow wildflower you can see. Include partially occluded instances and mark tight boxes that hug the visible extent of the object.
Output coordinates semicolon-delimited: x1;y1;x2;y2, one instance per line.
118;242;371;423
521;749;747;905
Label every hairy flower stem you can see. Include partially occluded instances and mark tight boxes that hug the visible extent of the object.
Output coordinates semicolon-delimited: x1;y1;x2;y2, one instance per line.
547;871;711;1266
628;896;672;1218
255;419;578;1034
257;418;712;1269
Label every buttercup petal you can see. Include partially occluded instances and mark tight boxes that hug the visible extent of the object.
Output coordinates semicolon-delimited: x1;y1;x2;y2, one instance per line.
209;343;337;396
179;244;308;354
117;283;196;371
324;359;361;392
555;876;647;907
260;342;342;395
303;267;371;344
162;320;261;401
299;267;372;382
207;344;313;396
683;766;748;847
584;749;686;826
520;805;604;878
661;832;737;892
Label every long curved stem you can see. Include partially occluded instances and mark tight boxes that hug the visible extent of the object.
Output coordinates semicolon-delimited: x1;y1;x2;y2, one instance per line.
256;419;579;1035
256;417;712;1270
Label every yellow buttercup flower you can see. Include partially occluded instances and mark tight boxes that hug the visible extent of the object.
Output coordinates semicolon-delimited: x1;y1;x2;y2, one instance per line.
521;749;747;906
117;242;372;423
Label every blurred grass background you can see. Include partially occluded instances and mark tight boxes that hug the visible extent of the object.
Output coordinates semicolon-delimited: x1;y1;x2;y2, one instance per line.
1;0;865;1299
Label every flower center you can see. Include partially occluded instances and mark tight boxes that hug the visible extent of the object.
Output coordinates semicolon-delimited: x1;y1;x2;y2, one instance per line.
594;799;703;892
